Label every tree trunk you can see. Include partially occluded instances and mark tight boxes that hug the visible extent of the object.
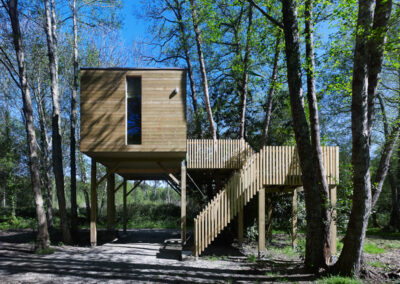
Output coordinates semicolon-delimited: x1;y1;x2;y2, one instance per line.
44;0;72;244
78;152;90;219
260;34;281;147
334;0;392;275
281;0;325;270
173;0;202;138
189;0;217;140
6;0;49;250
239;4;253;139
333;0;375;276
70;0;79;237
304;0;331;263
33;77;54;228
388;165;400;231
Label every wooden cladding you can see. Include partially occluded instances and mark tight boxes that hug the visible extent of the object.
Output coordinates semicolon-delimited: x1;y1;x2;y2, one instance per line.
193;144;339;256
187;139;254;169
80;69;187;155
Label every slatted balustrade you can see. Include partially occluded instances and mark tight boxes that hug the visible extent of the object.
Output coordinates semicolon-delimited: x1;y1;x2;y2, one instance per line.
187;139;254;169
193;145;339;257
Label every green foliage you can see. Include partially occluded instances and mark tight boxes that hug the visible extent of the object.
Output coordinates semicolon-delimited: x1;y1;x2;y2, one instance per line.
315;276;362;284
35;247;56;255
0;215;37;230
363;242;385;254
247;254;257;262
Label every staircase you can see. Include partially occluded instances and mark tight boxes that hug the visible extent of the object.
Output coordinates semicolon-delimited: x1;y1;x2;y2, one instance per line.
193;145;339;256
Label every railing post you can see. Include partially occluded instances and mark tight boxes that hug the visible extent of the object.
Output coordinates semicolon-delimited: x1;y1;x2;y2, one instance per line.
123;179;127;233
90;158;97;247
258;186;266;258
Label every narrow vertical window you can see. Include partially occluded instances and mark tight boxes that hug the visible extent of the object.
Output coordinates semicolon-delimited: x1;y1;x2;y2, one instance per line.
127;77;141;144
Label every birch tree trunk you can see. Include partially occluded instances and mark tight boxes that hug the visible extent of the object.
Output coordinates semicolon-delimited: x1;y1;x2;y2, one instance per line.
70;0;79;236
5;0;49;250
239;4;253;139
33;77;54;228
304;0;331;263
281;0;325;270
173;0;202;138
260;34;281;147
189;0;217;140
44;0;72;244
78;152;90;219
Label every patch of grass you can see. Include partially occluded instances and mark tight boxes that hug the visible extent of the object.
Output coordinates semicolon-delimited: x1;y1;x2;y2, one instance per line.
272;246;298;257
204;255;219;261
247;254;257;262
367;260;386;268
35;247;56;255
364;242;385;254
315;276;362;284
383;242;400;249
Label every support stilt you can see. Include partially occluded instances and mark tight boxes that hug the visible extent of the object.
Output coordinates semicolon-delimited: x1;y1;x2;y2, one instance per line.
258;186;265;258
90;158;97;247
181;159;186;244
107;170;115;231
123;179;127;233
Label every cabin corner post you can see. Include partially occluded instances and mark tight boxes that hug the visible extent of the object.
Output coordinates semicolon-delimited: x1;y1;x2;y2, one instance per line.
330;185;337;256
90;158;97;247
106;169;116;231
123;179;127;233
181;159;187;245
258;186;266;258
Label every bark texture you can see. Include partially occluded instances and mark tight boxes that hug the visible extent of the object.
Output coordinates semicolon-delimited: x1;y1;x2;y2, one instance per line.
239;4;253;139
6;0;49;250
281;0;325;270
304;0;331;263
44;0;72;244
189;0;217;140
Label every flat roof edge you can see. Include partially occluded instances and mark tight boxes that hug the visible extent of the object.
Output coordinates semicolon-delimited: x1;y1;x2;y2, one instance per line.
80;67;186;71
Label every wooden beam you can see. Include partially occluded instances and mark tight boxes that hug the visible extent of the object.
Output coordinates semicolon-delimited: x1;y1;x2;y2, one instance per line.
292;187;299;249
114;181;124;193
90;158;97;247
181;159;187;244
126;180;143;197
107;170;115;231
330;185;337;256
258;186;266;258
96;162;120;187
123;179;127;233
157;162;180;186
166;179;181;195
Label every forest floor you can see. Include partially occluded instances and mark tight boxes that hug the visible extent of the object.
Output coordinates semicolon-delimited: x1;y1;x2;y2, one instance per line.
0;228;398;283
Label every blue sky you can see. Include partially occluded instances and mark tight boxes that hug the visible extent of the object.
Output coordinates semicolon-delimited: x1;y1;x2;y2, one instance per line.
120;1;147;45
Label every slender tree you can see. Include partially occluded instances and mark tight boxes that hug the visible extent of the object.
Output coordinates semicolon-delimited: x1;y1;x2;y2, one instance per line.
189;0;217;140
1;0;49;250
44;0;72;244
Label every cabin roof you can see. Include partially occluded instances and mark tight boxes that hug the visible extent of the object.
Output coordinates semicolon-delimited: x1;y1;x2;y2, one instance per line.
80;67;186;71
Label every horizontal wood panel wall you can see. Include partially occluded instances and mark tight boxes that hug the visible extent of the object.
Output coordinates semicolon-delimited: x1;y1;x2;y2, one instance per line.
80;69;187;154
193;144;339;256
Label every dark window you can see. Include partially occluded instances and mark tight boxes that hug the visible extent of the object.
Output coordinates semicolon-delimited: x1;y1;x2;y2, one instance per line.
127;77;141;144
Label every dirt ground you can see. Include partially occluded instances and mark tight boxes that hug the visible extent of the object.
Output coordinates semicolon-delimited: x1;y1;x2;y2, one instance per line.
0;229;398;283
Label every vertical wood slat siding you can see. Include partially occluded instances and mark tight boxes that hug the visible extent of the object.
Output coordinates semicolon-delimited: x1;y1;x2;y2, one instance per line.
193;142;339;257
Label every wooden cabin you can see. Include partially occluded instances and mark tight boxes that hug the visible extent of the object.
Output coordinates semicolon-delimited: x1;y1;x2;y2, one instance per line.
80;67;339;260
80;68;187;180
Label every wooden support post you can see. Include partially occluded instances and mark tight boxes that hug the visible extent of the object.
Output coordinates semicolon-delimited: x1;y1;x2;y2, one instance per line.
107;170;115;231
181;159;187;245
238;208;244;244
90;158;97;247
292;187;298;249
258;186;265;258
266;193;273;243
123;179;127;233
330;185;337;256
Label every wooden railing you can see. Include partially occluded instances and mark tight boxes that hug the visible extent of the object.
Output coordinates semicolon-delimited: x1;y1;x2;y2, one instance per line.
187;139;254;169
193;145;339;256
